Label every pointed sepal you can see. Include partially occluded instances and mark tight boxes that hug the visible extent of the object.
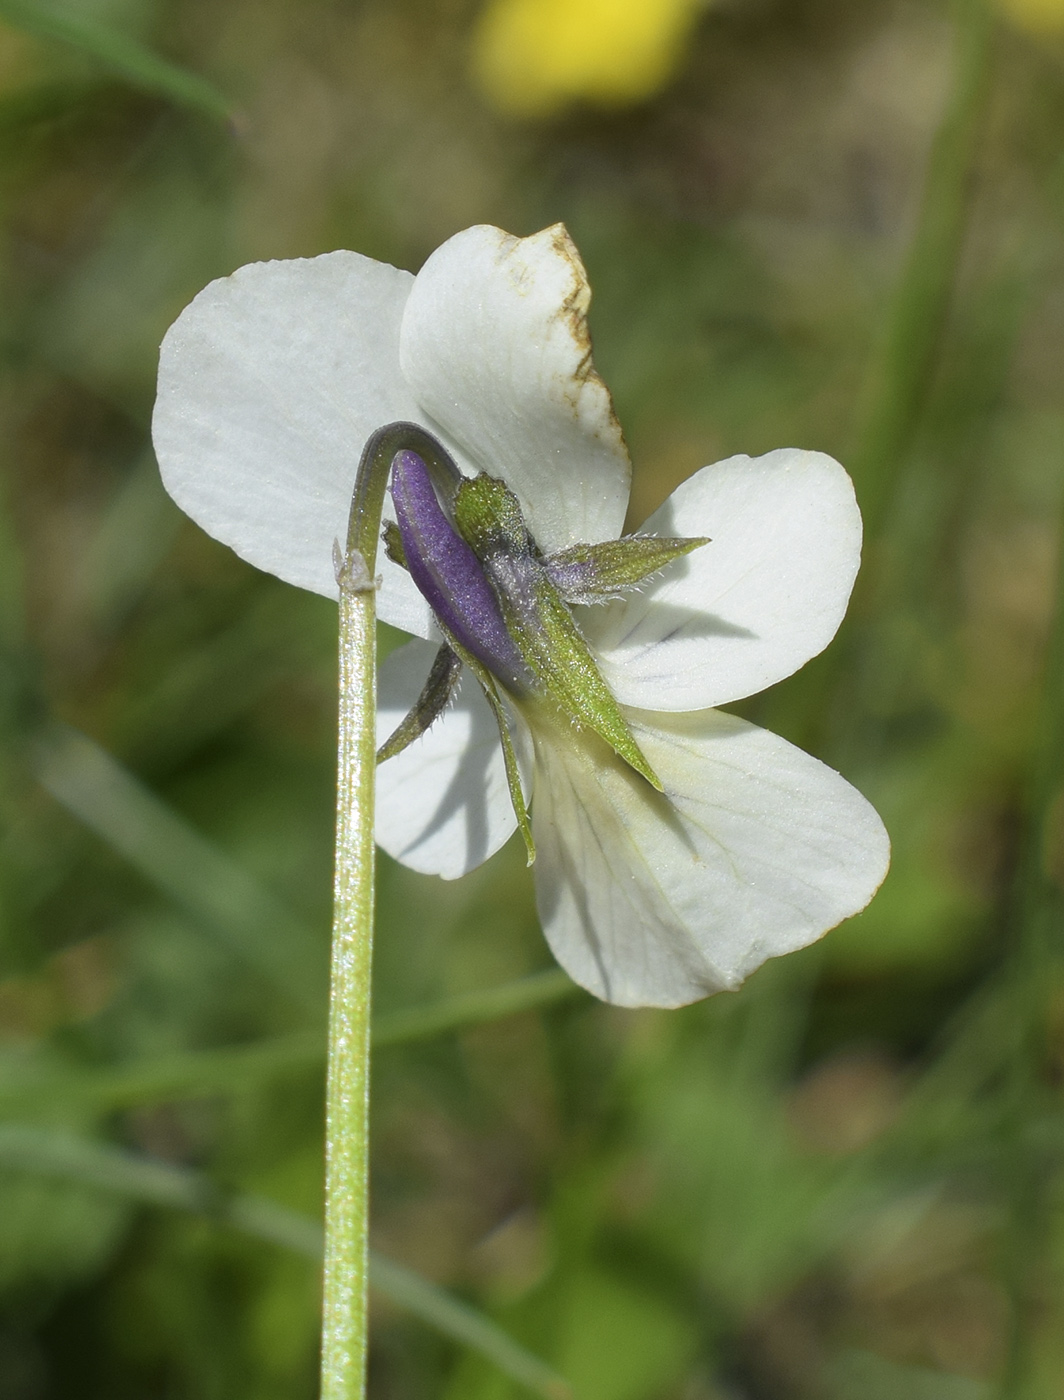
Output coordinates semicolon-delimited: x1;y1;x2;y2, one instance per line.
544;534;709;605
377;643;463;763
438;622;535;865
382;519;408;572
472;664;536;867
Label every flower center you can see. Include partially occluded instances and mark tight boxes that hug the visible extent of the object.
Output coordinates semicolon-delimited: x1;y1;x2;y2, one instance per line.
387;444;666;792
389;449;531;694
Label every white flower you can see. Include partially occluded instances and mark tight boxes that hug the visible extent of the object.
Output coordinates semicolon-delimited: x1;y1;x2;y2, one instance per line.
152;223;890;1009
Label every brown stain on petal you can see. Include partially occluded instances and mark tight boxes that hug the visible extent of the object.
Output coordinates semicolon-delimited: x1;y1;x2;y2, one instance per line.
496;228;529;291
541;223;628;453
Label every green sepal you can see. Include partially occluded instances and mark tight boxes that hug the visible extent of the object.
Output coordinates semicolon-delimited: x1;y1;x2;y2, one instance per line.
452;473;529;557
544;534;709;605
377;644;462;764
382;519;408;572
509;571;664;792
468;660;536;868
376;630;534;865
454;474;664;793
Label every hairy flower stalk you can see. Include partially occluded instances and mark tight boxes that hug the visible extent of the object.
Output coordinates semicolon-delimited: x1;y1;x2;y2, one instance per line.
152;219;892;1397
324;424;437;1400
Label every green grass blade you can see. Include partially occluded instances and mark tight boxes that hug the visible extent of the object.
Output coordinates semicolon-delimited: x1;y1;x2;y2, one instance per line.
71;451;181;634
32;722;326;1011
851;0;992;532
0;0;235;120
368;1253;570;1400
0;973;580;1115
0;1126;570;1399
0;1031;326;1117
371;968;580;1047
0;1123;220;1211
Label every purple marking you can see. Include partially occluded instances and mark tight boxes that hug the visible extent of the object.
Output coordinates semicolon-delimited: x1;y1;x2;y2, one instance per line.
390;450;529;692
543;556;596;600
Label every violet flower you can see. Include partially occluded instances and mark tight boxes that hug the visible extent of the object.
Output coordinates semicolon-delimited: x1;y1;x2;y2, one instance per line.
152;223;889;1008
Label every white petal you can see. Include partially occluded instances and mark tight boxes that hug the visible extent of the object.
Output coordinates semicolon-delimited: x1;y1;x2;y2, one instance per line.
399;224;631;552
531;708;889;1008
153;252;435;638
583;450;863;710
375;639;530;879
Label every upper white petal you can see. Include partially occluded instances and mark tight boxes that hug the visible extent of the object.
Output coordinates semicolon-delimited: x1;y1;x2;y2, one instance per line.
399;224;631;552
583;449;863;710
531;707;889;1008
376;639;530;879
152;252;435;638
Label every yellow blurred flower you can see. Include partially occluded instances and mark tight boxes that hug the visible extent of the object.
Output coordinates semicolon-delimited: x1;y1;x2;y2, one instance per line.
996;0;1064;32
472;0;704;117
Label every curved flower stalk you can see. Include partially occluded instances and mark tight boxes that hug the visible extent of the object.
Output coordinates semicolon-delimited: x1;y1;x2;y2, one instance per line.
153;222;889;1010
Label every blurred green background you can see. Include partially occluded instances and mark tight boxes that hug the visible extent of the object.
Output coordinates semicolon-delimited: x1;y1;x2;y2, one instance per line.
2;0;1064;1396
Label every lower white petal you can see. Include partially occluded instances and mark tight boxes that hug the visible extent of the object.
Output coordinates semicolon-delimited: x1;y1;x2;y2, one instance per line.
530;707;889;1008
375;639;529;879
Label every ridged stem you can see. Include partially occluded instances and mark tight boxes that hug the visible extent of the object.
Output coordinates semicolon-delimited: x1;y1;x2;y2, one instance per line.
320;421;468;1400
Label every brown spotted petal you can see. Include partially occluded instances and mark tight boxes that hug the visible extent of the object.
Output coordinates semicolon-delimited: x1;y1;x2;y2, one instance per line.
398;224;632;555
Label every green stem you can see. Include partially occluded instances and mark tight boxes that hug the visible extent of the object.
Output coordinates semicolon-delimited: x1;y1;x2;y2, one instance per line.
761;0;994;759
320;421;472;1400
322;520;378;1400
851;0;992;535
993;493;1064;1400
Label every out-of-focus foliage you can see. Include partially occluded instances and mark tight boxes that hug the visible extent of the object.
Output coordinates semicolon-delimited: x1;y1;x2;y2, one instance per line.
1;0;1064;1397
996;0;1064;35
